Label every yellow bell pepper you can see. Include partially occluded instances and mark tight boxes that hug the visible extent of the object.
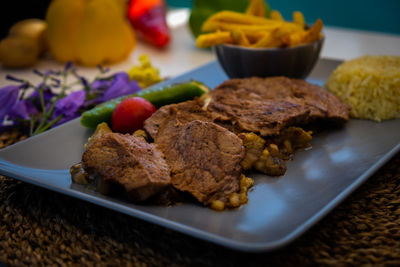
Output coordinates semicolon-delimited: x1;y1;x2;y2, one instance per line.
46;0;136;66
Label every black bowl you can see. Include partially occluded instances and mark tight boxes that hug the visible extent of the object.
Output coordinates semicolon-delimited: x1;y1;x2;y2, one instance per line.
214;37;324;79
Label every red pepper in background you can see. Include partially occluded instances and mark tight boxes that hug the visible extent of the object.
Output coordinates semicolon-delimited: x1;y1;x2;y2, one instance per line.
128;0;170;48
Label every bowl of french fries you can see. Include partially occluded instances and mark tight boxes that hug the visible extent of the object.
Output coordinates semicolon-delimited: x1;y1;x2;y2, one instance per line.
196;10;324;79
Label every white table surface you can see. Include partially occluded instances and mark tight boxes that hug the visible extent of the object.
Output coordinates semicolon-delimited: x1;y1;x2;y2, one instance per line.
1;8;400;87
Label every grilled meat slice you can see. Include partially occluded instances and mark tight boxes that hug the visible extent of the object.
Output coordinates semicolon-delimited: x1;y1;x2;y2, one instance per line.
208;78;311;136
145;77;350;139
208;77;350;133
144;99;213;140
290;78;350;122
81;132;171;202
155;120;245;205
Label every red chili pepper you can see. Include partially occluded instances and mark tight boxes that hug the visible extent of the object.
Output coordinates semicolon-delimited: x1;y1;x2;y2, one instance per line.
128;0;170;47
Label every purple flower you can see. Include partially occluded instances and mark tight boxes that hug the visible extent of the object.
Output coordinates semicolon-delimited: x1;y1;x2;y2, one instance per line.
8;100;39;120
0;85;21;122
28;84;56;103
33;69;44;77
79;76;89;88
52;90;86;126
50;77;61;88
100;72;141;102
54;90;86;117
1;62;147;136
64;61;73;72
91;78;112;92
6;75;25;83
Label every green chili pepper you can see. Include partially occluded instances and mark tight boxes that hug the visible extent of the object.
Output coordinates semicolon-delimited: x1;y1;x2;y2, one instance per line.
80;81;210;129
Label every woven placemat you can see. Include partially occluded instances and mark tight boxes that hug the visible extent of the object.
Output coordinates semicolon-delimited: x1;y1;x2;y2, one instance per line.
1;130;400;266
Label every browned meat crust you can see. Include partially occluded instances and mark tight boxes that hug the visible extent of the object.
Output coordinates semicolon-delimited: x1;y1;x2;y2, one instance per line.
82;133;171;202
145;77;350;139
208;77;351;135
144;99;213;140
155;120;245;205
290;78;351;122
208;88;310;136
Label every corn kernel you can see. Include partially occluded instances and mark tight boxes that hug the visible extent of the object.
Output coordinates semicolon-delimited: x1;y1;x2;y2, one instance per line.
229;193;241;208
211;200;225;211
283;139;293;153
239;192;248;204
269;143;279;152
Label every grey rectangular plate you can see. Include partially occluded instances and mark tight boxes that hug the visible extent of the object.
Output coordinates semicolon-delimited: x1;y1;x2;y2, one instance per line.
0;58;399;252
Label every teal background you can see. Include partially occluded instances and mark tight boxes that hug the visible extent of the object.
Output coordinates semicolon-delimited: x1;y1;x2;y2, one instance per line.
166;0;400;35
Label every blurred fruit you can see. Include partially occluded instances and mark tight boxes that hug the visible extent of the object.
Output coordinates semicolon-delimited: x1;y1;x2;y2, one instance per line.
0;36;40;68
9;19;47;53
128;0;170;47
46;0;136;66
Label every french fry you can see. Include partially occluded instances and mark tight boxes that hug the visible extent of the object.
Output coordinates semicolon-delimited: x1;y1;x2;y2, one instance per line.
195;31;233;48
281;18;323;47
231;29;251;46
304;18;323;41
251;30;282;48
202;20;281;34
244;31;270;43
195;6;324;49
204;11;280;26
246;0;267;18
275;23;304;36
270;10;284;21
243;22;302;43
293;11;305;28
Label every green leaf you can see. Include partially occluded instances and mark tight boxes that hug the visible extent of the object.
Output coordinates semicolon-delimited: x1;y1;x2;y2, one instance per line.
188;0;250;37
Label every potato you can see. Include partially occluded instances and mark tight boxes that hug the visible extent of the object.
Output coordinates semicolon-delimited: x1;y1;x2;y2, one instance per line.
203;11;280;27
9;19;47;53
251;30;282;48
293;11;305;28
195;6;323;49
270;10;284;21
0;36;40;68
196;31;233;48
245;0;268;17
282;19;323;47
231;29;250;46
202;20;281;34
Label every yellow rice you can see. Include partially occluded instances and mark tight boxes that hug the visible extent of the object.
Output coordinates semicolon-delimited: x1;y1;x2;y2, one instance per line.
325;55;400;122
